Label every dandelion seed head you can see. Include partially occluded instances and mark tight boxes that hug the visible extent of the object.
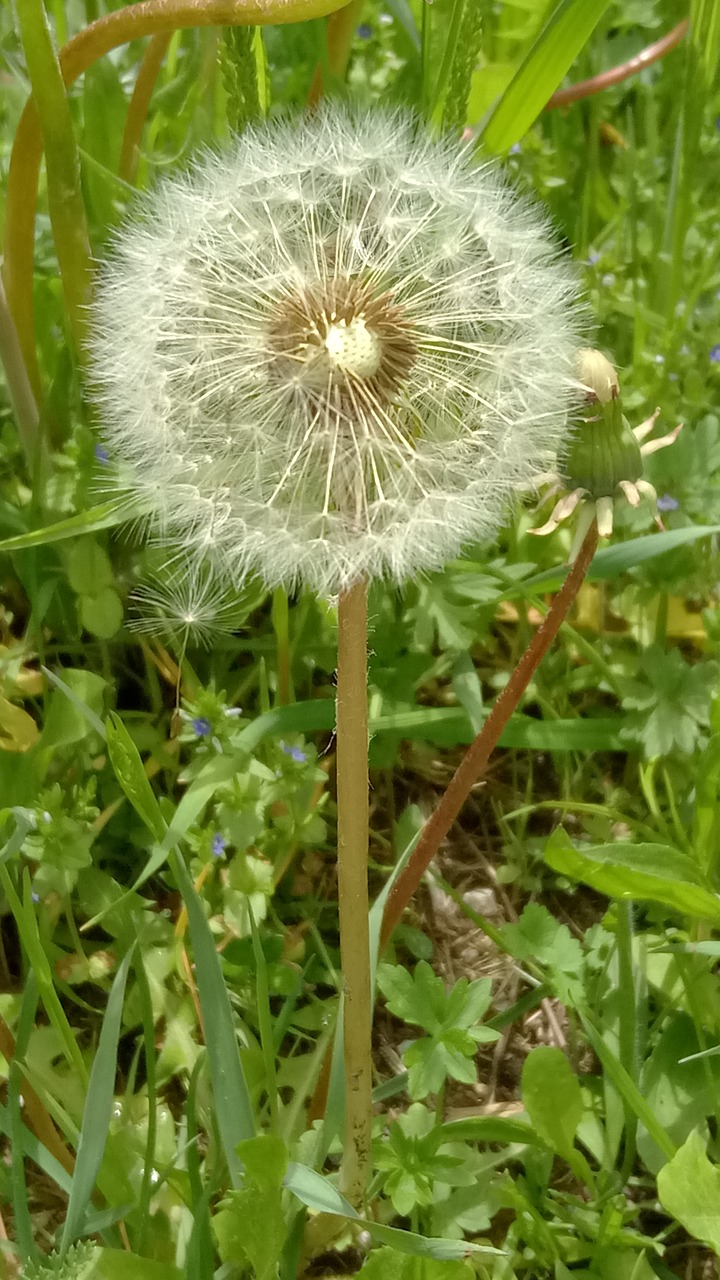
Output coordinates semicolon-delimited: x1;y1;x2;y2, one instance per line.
91;105;584;596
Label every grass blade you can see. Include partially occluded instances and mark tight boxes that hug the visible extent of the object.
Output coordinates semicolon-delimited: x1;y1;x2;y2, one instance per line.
481;0;613;152
170;849;255;1185
60;945;135;1253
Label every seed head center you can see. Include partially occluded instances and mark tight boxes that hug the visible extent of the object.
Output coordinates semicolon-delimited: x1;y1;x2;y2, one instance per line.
323;316;383;379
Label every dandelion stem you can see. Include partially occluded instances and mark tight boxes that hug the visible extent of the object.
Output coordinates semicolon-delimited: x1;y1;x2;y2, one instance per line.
380;520;599;950
336;576;372;1209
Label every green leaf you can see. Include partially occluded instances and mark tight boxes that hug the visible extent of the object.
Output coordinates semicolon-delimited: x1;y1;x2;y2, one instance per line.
657;1130;720;1253
500;903;583;1004
41;668;107;746
105;713;166;843
521;1046;583;1165
81;588;124;639
518;525;720;595
431;1116;547;1150
0;501;132;554
481;0;613;152
90;1250;183;1278
169;851;255;1184
237;1134;287;1190
622;647;717;758
61;946;135;1252
358;1249;474;1280
545;828;720;921
64;539;114;594
283;1161;358;1217
213;1185;287;1278
693;735;720;879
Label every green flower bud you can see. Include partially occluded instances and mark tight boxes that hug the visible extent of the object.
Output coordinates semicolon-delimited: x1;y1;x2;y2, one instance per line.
565;350;642;498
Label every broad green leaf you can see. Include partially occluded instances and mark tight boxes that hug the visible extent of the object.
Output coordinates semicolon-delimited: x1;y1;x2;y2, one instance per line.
358;1249;474;1279
170;850;255;1184
238;1134;287;1190
213;1185;287;1278
237;697;623;753
518;525;720;595
521;1046;583;1165
41;668;107;745
545;828;720;921
430;1116;547;1151
105;713;166;843
481;0;613;152
657;1130;720;1253
284;1161;358;1216
81;588;124;639
63;539;114;594
61;946;135;1252
90;1250;183;1278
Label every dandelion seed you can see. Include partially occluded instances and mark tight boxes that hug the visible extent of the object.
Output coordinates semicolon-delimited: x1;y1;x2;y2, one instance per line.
128;562;256;648
90;105;583;596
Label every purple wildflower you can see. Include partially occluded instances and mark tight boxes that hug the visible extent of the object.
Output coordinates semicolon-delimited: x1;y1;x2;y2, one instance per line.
94;443;109;463
281;741;307;764
710;344;720;363
211;833;226;857
192;717;213;737
656;494;679;513
357;22;372;37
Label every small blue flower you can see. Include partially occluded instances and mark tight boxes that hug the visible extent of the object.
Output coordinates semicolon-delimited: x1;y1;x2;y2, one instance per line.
509;142;521;155
280;741;307;764
657;494;679;513
211;833;226;857
587;250;600;265
94;443;109;464
31;892;41;904
601;273;615;288
710;344;720;363
357;22;372;38
192;717;213;737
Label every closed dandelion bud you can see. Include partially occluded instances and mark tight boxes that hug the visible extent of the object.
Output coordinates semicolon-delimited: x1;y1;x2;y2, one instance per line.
90;104;583;597
565;349;642;498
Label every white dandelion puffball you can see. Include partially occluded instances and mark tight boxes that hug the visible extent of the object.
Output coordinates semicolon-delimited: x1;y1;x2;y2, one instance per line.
91;105;583;597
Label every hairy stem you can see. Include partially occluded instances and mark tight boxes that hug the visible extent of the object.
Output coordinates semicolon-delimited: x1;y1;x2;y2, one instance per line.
380;521;599;950
336;576;372;1209
3;0;353;394
616;899;638;1180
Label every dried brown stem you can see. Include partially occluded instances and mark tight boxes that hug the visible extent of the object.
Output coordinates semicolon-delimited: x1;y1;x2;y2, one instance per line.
379;521;599;950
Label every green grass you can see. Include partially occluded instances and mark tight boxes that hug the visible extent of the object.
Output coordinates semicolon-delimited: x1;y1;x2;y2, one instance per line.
1;0;720;1276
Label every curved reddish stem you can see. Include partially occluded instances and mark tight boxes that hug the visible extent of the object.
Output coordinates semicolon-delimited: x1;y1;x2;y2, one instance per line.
380;522;599;950
547;19;688;109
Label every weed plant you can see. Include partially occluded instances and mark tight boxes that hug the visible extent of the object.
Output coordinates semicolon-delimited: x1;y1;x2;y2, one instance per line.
1;1;720;1278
